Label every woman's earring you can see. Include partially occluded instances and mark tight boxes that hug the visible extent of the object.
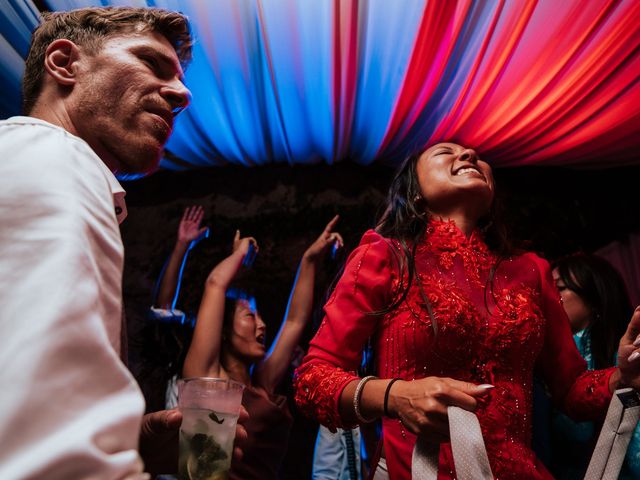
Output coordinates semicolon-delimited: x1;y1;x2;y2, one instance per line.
413;195;427;218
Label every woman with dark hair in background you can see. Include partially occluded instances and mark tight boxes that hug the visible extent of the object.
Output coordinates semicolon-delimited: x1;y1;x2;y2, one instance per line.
183;218;343;480
553;254;631;370
294;142;640;479
551;253;637;478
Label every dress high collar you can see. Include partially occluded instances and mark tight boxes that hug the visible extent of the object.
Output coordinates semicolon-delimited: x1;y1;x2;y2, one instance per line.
424;218;488;254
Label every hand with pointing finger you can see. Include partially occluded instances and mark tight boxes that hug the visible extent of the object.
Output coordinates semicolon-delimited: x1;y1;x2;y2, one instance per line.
303;215;344;263
232;229;258;268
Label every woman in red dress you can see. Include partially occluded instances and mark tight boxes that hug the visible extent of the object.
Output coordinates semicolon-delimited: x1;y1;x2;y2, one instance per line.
294;142;640;479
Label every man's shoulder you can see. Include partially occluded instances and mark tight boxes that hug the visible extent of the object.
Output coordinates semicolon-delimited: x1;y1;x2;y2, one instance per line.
0;116;112;189
0;117;122;222
1;115;76;135
0;116;96;159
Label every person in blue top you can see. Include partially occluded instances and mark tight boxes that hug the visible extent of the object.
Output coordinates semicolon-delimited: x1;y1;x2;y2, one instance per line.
551;253;637;478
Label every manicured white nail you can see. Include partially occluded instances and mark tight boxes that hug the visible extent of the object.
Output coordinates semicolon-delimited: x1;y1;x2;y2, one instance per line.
633;337;640;347
478;384;495;390
629;352;640;362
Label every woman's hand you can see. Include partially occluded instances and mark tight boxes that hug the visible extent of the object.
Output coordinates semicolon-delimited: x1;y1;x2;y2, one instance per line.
155;206;208;309
387;377;493;443
177;205;209;247
205;232;258;288
232;230;258;259
303;215;344;262
616;306;640;389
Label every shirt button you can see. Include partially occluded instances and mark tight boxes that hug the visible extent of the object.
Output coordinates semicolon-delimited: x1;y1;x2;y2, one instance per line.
115;206;123;215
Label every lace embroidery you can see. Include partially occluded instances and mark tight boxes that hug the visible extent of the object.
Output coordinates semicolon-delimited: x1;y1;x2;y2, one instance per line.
564;367;616;421
422;219;493;286
294;362;357;431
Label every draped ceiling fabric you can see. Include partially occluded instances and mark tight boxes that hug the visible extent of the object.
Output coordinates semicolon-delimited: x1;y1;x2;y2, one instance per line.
1;0;639;169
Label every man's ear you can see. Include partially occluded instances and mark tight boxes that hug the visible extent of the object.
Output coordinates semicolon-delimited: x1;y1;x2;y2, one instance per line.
43;39;81;86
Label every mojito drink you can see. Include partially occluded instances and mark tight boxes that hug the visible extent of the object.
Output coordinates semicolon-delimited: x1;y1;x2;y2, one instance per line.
179;407;239;480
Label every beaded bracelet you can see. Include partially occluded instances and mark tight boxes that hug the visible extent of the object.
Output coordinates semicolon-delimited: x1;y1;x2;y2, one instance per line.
383;378;402;418
353;375;377;423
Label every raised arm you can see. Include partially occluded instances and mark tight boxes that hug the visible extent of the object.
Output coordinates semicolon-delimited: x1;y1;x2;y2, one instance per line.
182;232;258;379
254;215;343;393
155;206;208;309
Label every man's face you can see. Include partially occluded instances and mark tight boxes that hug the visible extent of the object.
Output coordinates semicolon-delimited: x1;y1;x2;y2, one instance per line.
70;31;191;174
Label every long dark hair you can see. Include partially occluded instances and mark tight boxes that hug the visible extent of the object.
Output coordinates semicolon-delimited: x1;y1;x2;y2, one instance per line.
374;150;513;328
552;253;631;369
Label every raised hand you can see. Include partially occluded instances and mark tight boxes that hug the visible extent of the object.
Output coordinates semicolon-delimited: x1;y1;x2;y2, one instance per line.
303;215;344;262
155;206;208;309
206;232;258;288
617;306;640;389
232;230;258;257
177;205;209;247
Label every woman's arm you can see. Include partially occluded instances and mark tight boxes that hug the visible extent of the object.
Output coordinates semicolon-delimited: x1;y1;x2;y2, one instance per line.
182;233;257;378
155;206;208;309
254;216;343;393
339;376;489;442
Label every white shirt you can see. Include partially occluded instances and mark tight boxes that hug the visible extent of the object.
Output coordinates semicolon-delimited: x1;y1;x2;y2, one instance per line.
0;117;146;479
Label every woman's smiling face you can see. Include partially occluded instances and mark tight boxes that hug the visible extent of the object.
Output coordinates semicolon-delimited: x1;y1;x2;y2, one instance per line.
415;142;494;217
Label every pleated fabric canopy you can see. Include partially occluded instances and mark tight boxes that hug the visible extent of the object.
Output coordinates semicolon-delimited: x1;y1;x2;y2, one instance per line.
1;0;639;169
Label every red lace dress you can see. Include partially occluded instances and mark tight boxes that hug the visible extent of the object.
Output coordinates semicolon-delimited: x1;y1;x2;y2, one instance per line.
295;220;615;479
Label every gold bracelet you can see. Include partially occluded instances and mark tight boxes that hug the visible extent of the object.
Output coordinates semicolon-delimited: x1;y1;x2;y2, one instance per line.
353;375;377;423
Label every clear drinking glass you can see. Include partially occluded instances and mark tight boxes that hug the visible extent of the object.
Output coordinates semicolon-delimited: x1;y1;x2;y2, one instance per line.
177;377;245;480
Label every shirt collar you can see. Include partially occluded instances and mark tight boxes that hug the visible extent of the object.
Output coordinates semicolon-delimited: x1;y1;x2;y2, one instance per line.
94;159;128;224
424;218;488;254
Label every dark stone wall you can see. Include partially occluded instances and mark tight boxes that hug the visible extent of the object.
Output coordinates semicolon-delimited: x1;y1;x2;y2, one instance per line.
121;162;640;478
